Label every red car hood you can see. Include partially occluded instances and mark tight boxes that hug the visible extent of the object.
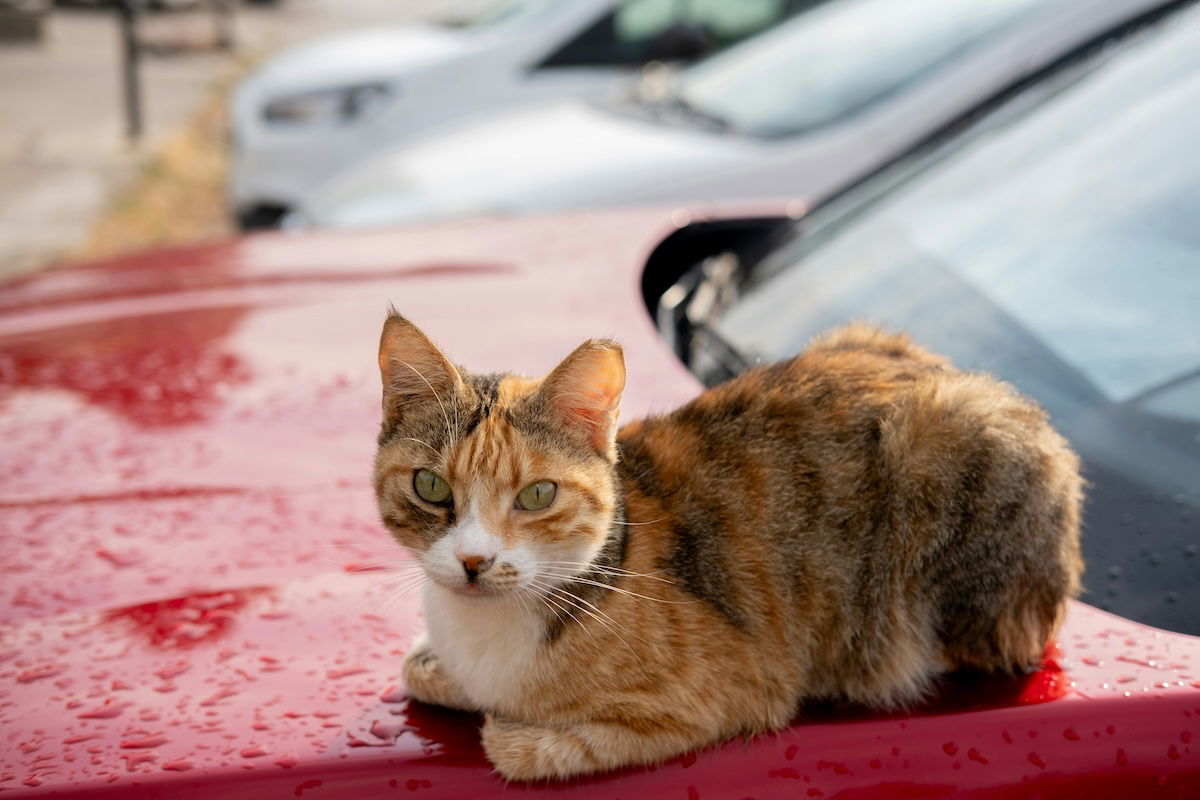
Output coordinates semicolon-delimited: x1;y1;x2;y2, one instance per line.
1;209;1198;798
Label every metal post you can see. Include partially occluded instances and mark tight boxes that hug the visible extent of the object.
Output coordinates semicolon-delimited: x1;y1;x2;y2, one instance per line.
212;0;234;52
117;0;142;143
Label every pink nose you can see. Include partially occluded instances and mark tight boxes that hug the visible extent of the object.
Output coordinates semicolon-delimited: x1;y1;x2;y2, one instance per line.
460;555;494;580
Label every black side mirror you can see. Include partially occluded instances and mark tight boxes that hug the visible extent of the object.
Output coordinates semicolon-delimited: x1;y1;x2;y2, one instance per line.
651;23;712;62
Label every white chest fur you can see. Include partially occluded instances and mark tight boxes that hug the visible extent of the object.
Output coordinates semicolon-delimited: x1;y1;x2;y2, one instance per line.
422;584;546;712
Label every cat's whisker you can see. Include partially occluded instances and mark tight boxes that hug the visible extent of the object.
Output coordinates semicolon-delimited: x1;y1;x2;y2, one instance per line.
348;567;427;590
535;570;696;605
529;580;647;663
526;581;607;649
392;357;455;449
395;436;441;457
348;566;432;618
536;561;675;584
512;584;539;621
453;380;460;445
535;579;652;645
365;569;426;592
525;583;595;645
354;573;424;617
362;574;427;611
610;518;668;527
365;566;429;594
375;575;429;615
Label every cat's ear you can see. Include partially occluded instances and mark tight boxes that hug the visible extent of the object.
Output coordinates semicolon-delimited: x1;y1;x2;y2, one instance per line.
539;339;626;461
378;311;462;426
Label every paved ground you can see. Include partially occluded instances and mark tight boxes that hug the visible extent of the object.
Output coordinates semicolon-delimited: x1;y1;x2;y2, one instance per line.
0;0;483;280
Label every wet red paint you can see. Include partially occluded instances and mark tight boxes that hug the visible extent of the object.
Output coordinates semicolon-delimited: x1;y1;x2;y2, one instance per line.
327;666;369;680
120;752;157;771
294;778;323;796
95;547;144;568
4;210;1200;798
120;735;168;749
380;684;407;703
76;700;128;719
103;587;272;650
200;687;240;707
16;664;66;683
62;734;100;745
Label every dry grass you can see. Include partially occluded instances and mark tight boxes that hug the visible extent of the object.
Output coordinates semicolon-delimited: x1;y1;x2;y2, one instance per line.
71;68;244;263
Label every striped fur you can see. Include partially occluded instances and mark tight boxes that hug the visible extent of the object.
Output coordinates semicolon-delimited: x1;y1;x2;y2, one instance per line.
373;315;1083;781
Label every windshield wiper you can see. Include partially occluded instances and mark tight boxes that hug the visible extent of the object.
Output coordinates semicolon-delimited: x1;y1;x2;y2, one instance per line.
625;66;732;132
654;94;732;133
657;252;755;382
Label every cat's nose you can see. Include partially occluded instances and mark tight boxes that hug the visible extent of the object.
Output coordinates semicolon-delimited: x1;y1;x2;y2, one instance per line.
460;554;495;582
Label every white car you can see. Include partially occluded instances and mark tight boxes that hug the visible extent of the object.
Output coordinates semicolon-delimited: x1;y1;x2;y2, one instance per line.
298;0;1180;230
230;0;814;228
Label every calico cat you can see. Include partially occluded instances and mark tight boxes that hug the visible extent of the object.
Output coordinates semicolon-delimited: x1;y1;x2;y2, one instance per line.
372;313;1083;781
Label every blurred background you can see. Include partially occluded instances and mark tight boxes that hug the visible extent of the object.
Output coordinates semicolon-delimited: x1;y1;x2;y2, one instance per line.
0;0;487;279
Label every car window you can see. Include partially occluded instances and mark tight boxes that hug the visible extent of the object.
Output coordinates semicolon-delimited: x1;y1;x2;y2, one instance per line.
539;0;802;69
709;10;1200;633
618;0;791;47
678;0;1067;137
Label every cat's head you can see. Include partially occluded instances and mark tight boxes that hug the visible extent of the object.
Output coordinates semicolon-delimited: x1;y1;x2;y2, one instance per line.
372;312;625;599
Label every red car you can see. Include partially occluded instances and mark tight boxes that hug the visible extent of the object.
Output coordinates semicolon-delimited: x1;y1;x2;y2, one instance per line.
3;7;1199;798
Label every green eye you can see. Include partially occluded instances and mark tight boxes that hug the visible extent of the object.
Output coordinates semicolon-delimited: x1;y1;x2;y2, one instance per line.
516;481;557;511
413;469;452;505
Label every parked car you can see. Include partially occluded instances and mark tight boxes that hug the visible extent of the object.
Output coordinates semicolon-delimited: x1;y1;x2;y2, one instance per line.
229;0;818;229
296;0;1184;232
2;4;1198;797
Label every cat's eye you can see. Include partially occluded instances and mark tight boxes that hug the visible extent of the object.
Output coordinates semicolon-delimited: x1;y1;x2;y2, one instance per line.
413;469;452;505
516;481;557;511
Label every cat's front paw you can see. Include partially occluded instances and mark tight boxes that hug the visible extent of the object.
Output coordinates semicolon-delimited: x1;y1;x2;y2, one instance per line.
482;714;601;781
402;634;475;711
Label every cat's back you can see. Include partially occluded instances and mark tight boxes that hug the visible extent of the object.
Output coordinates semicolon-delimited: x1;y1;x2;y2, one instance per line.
633;324;1067;482
622;324;955;471
618;323;1007;543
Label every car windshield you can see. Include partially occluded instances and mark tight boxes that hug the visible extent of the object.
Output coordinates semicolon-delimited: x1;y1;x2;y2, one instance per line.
711;11;1200;633
675;0;1066;137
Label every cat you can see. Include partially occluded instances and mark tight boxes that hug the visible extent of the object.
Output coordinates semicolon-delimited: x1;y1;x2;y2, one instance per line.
372;312;1083;781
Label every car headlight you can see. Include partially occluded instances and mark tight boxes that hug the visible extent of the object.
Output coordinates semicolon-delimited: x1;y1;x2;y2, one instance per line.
262;82;392;126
